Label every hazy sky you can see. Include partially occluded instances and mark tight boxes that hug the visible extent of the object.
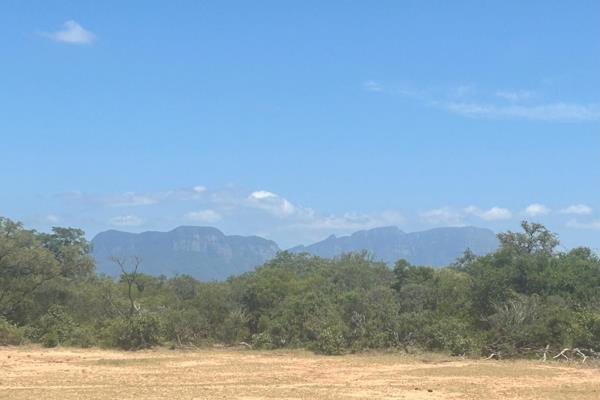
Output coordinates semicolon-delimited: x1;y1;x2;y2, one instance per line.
1;1;599;249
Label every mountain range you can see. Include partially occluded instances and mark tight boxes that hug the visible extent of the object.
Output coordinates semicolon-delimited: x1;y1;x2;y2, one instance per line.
91;226;279;280
289;226;498;266
91;225;499;280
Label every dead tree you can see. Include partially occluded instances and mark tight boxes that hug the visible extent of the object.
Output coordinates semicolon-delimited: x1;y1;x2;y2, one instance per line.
109;255;142;318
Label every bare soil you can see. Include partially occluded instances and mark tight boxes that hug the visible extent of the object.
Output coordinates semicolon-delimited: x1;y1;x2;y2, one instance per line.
0;346;598;399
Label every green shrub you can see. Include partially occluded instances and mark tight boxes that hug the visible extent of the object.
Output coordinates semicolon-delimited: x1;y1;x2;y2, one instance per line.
0;318;25;345
105;313;162;350
423;317;478;355
30;305;78;347
67;325;97;348
313;326;346;355
220;308;250;344
251;332;274;349
41;329;59;347
162;309;210;346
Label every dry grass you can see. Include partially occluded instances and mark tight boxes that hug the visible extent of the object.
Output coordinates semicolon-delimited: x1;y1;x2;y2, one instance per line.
0;346;598;399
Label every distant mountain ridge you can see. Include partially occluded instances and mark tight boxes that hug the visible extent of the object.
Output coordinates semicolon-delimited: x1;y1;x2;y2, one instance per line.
289;226;498;266
91;225;499;280
91;226;279;280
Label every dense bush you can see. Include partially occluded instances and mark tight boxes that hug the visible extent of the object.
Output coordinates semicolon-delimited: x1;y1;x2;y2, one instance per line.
104;313;162;350
0;317;25;345
1;217;599;358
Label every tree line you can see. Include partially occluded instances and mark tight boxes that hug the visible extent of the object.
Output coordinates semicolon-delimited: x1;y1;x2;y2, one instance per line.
1;216;599;358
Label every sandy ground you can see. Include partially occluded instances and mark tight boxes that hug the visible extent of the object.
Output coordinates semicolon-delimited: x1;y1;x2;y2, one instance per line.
0;346;598;399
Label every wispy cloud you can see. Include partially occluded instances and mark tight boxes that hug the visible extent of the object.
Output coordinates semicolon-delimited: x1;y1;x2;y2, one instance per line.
420;208;464;226
43;214;61;223
245;190;405;232
185;209;222;223
295;210;404;231
523;203;551;217
41;20;96;45
560;204;592;215
363;80;384;92
464;206;513;221
109;215;143;227
420;205;513;225
56;184;593;247
29;214;62;225
62;186;209;208
496;90;535;102
566;219;600;230
57;190;83;200
443;102;600;122
365;79;600;122
450;85;476;99
102;192;159;207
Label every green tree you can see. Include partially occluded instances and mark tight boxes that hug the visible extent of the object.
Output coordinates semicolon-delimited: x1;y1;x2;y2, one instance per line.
497;221;559;256
0;218;60;324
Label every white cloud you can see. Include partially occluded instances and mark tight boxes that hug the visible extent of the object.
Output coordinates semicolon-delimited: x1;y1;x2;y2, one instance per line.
566;219;600;230
464;206;512;221
68;186;209;207
523;203;551;217
248;190;297;217
43;20;96;45
420;208;464;226
363;80;384;92
496;90;535;102
249;190;277;200
30;214;62;225
450;85;476;99
102;192;158;207
247;190;404;233
481;207;513;220
185;209;222;223
560;204;592;215
443;102;600;122
247;189;405;233
298;210;404;231
44;214;61;223
421;205;512;225
109;215;143;227
386;81;598;122
58;190;83;200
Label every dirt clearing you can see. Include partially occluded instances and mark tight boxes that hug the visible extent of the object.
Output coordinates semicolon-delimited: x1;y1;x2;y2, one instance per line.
0;346;598;399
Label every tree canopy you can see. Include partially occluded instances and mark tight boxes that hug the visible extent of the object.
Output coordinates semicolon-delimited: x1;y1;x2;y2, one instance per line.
1;216;599;359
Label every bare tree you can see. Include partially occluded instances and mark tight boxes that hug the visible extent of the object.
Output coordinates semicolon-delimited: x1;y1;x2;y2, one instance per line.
109;256;142;318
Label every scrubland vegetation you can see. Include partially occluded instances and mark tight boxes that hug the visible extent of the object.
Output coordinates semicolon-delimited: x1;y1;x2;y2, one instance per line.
1;216;599;360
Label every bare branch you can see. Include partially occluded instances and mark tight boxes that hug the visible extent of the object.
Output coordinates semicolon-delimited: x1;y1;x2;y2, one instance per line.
553;348;570;361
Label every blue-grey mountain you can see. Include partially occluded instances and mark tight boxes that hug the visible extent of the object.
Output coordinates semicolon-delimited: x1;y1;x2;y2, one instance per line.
92;225;498;280
91;226;279;281
289;226;498;266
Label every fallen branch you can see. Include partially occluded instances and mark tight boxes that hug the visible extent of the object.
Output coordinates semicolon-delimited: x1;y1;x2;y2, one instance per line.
553;348;570;361
541;344;550;362
573;348;588;363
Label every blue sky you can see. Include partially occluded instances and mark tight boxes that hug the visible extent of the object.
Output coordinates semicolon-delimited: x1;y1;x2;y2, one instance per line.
1;1;599;249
